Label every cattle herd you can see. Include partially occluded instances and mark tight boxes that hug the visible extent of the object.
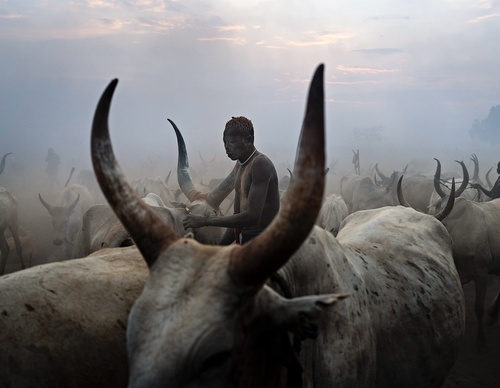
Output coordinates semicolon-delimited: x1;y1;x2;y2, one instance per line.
0;65;498;387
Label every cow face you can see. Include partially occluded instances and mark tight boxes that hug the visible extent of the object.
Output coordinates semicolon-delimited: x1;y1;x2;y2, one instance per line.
127;238;344;387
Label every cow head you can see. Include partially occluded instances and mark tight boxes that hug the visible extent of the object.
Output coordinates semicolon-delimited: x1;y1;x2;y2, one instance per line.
39;193;80;246
428;159;469;214
397;176;455;221
91;65;346;387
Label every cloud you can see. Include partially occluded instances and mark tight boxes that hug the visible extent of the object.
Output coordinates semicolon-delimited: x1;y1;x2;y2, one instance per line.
0;12;24;19
467;12;500;22
275;31;352;47
197;36;247;44
86;0;116;8
217;25;246;32
336;65;400;75
352;48;402;55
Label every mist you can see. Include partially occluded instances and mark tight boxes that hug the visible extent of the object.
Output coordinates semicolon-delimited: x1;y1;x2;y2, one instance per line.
1;1;499;270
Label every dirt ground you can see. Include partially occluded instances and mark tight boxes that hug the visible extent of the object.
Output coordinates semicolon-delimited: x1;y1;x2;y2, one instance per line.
442;275;500;388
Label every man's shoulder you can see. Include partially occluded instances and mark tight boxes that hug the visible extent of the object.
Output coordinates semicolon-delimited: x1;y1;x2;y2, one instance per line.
251;153;277;171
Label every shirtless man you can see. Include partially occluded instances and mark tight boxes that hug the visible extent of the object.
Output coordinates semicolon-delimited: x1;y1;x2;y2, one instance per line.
471;161;500;200
183;116;280;245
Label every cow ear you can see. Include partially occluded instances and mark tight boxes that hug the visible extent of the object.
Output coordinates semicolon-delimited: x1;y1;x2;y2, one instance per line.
251;288;349;340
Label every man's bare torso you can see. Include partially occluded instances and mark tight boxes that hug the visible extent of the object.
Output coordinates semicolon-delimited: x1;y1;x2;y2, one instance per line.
233;151;280;231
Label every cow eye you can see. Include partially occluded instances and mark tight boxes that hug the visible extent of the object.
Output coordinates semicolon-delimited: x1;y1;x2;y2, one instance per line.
199;350;231;375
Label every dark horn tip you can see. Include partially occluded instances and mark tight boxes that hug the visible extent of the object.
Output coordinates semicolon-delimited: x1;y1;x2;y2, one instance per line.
92;78;119;138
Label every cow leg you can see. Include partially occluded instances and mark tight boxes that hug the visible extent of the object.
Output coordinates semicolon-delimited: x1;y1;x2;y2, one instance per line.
474;276;488;352
9;224;25;270
486;288;500;325
0;233;10;275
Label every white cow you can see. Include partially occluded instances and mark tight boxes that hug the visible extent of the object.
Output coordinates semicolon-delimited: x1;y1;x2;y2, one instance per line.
132;175;176;205
90;66;464;387
315;193;348;236
340;173;398;213
0;246;147;387
73;193;223;258
0;187;24;275
39;183;94;259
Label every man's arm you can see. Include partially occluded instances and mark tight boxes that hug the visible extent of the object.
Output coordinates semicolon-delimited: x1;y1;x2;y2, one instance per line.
471;183;493;197
183;156;273;229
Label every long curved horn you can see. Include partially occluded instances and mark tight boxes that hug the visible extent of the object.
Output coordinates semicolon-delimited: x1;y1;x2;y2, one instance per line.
486;166;493;189
68;194;80;212
64;167;75;188
454;160;469;197
0;153;12;175
398;176;455;221
91;79;180;267
470;154;479;182
396;176;410;207
38;193;53;213
433;158;447;198
374;163;388;182
168;119;200;202
435;179;455;221
229;64;325;286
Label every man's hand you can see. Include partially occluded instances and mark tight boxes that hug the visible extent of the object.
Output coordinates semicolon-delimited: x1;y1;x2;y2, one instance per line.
183;214;207;229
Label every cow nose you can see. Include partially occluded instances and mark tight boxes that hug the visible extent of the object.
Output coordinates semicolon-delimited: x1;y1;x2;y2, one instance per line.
53;239;63;246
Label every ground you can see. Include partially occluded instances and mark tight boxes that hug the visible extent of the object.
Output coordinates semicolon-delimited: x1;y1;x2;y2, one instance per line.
442;275;500;388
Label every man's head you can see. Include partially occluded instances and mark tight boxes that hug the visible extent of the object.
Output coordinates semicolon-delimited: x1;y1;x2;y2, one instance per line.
223;116;255;162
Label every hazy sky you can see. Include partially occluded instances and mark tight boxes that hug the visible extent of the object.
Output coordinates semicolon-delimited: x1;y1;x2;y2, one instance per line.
1;0;500;179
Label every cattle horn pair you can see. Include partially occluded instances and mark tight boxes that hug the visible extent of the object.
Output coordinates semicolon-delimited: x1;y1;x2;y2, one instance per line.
433;158;469;198
91;65;325;286
397;176;455;221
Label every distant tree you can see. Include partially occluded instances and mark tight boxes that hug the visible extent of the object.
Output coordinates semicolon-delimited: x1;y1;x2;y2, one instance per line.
470;105;500;144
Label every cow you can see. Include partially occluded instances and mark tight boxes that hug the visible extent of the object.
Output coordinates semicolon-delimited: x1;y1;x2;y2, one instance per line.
428;159;477;214
397;175;435;213
315;193;348;236
131;175;176;205
90;65;464;387
423;169;500;351
340;172;398;213
0;245;147;387
73;192;223;259
0;187;25;275
39;183;94;259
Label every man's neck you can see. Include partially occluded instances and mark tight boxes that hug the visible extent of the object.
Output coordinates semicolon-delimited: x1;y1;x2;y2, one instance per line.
238;148;257;166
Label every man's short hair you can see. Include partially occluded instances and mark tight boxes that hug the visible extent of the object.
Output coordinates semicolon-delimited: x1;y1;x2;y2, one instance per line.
225;116;254;139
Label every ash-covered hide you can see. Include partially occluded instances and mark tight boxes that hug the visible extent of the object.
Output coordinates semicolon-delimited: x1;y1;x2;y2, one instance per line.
0;246;147;388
